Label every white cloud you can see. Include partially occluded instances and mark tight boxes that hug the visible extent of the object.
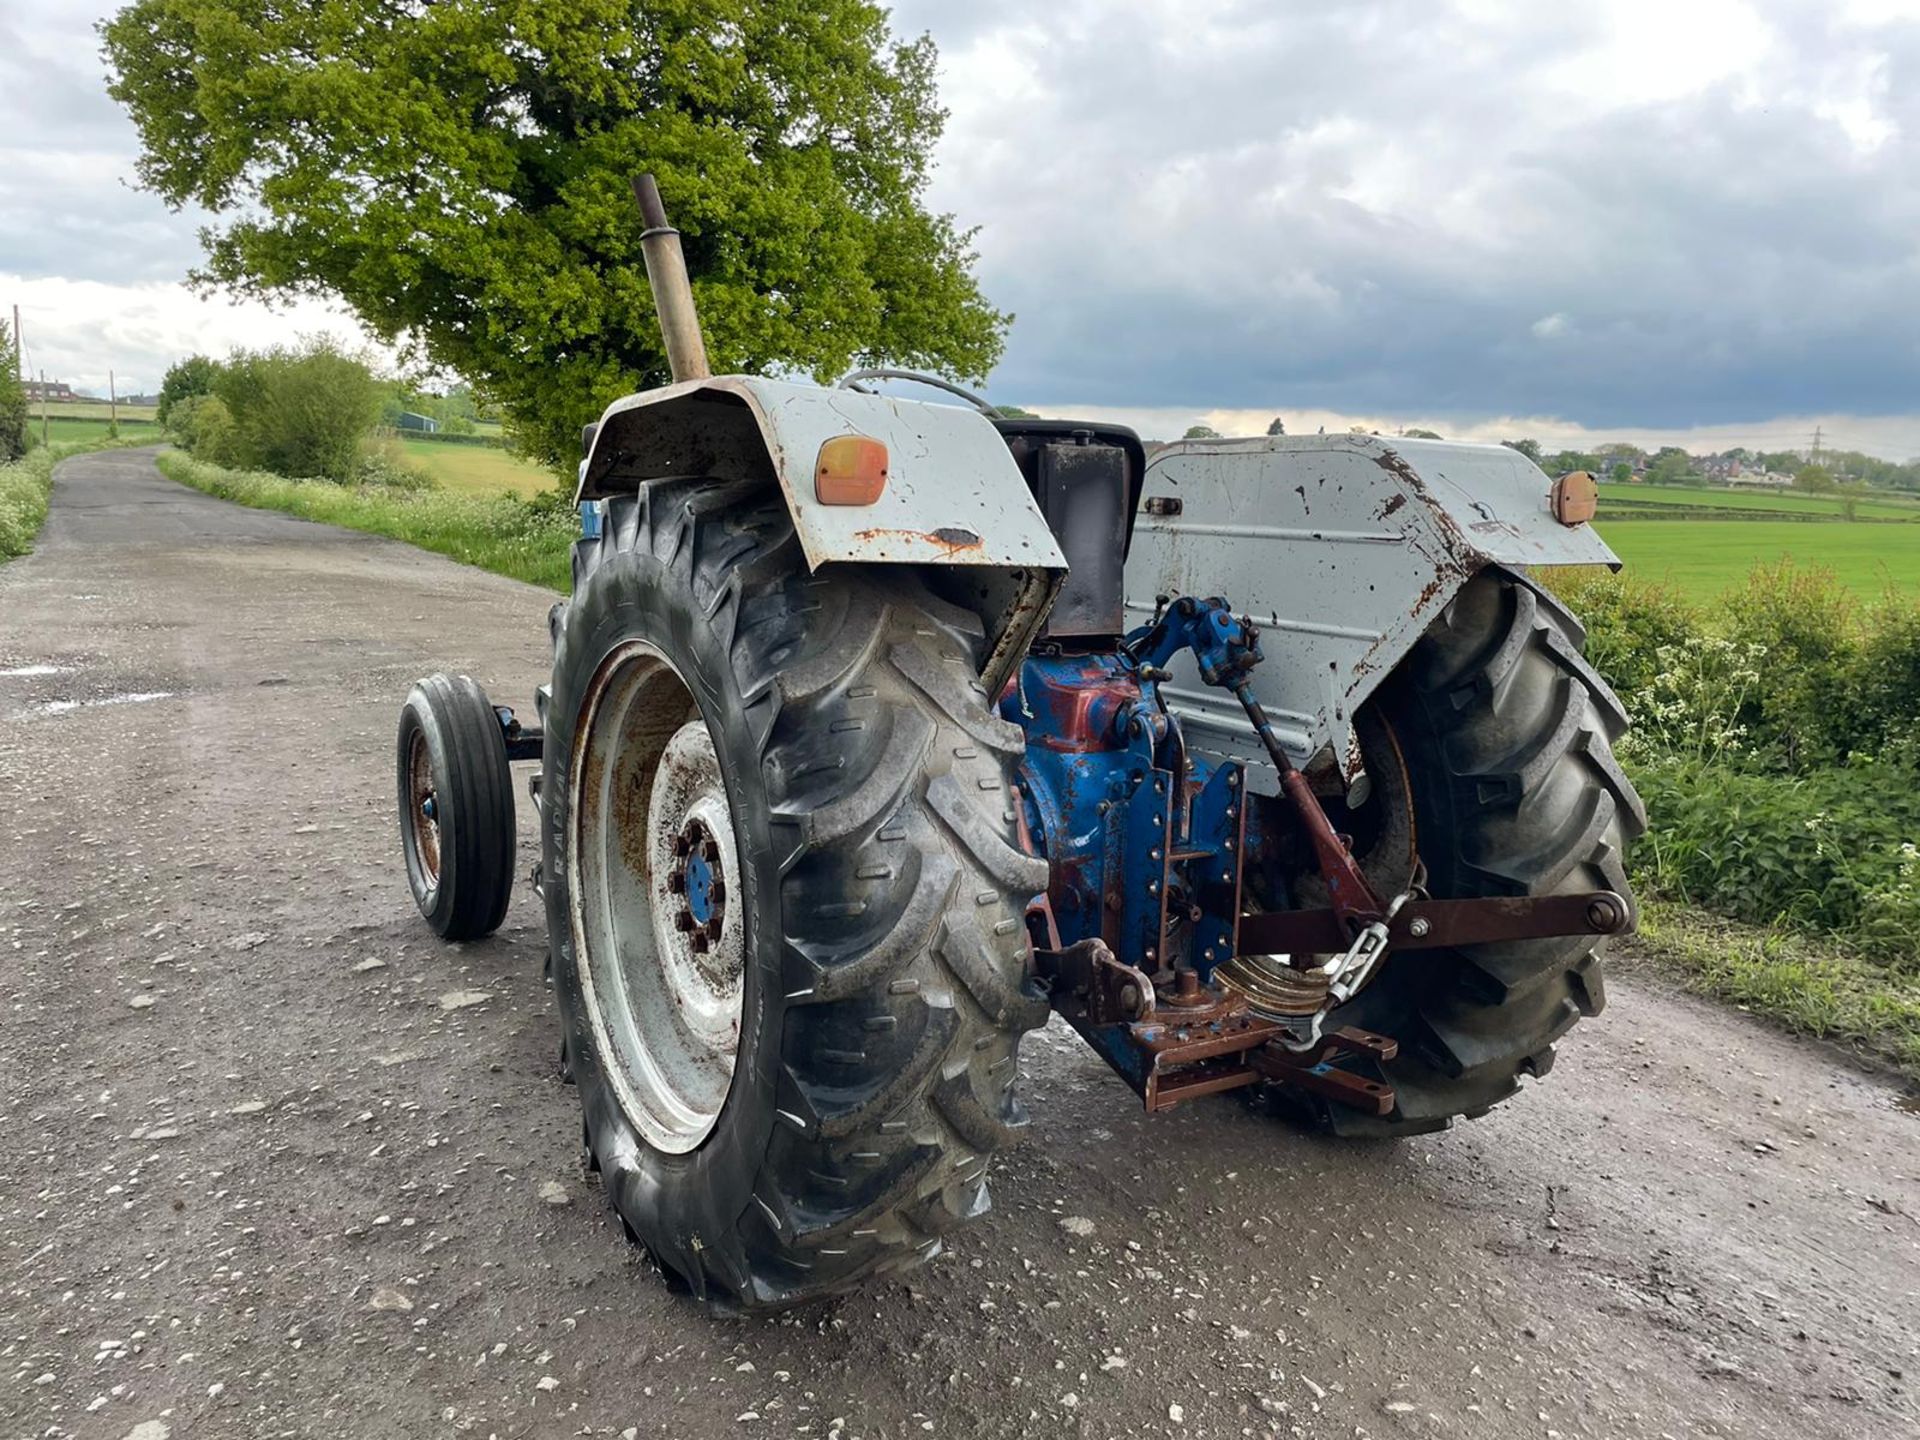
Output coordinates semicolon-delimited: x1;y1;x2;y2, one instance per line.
4;274;379;397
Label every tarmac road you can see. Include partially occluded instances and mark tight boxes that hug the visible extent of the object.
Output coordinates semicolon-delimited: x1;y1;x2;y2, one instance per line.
1;447;1916;1440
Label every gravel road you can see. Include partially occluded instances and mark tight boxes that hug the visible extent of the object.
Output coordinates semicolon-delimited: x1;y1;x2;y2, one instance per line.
2;447;1916;1440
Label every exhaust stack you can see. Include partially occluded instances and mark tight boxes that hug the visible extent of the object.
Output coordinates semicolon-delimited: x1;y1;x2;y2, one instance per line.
630;174;711;383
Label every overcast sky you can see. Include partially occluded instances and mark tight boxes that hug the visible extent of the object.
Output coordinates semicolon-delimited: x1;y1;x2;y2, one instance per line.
4;0;1919;456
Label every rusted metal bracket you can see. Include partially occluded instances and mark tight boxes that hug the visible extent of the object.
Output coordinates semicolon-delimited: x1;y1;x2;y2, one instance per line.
1236;890;1631;957
1034;939;1282;1112
1249;1027;1400;1116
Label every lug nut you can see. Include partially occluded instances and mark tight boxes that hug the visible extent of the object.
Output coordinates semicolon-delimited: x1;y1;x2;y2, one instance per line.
670;835;692;858
1408;916;1431;938
689;932;709;954
706;917;723;940
668;872;686;894
674;912;696;932
707;879;725;905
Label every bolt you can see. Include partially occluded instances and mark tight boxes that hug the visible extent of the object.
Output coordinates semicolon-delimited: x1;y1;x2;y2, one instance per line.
1105;893;1122;912
708;879;725;905
1587;898;1620;931
1150;847;1163;862
671;835;692;858
1408;916;1431;938
1097;801;1111;815
706;917;723;940
1148;881;1160;896
1203;947;1215;963
702;837;720;861
1119;982;1142;1017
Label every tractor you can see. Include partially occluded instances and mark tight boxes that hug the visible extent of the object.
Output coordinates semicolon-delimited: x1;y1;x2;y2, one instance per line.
395;177;1643;1311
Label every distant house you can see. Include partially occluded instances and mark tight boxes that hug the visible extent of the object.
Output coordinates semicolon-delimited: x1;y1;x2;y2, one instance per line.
1726;471;1793;489
395;411;440;434
22;380;74;402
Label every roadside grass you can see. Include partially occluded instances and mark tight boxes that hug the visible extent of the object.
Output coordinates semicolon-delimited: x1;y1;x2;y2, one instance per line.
1;435;155;561
1621;900;1920;1079
1596;518;1920;601
394;436;557;498
158;450;576;590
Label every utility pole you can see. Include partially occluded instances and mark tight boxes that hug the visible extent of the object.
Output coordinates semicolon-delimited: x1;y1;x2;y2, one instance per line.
9;304;18;380
109;368;117;436
1810;425;1823;465
39;369;48;448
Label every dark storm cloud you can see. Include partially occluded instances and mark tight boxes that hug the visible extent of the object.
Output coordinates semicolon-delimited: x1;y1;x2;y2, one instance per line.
900;0;1920;428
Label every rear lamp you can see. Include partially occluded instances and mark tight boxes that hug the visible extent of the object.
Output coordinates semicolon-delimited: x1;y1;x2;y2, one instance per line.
815;435;889;506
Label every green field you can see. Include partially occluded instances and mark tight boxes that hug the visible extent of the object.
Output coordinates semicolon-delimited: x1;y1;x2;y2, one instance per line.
34;400;160;422
32;415;165;445
1598;518;1920;601
395;436;557;497
1598;481;1920;520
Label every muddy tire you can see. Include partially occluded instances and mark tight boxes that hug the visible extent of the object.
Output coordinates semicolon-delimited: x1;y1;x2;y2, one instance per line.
396;674;516;941
540;481;1049;1311
1290;567;1645;1136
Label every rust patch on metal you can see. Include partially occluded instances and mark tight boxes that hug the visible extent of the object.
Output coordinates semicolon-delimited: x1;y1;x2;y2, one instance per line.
1376;492;1407;520
851;525;985;557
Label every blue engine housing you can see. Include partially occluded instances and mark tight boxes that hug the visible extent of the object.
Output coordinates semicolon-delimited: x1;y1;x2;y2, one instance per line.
1001;601;1270;987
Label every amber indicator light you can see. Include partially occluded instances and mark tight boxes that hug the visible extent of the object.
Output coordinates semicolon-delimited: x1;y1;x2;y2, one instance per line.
815;435;889;506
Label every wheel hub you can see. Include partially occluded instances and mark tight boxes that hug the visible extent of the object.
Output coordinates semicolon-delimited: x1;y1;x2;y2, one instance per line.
668;818;727;951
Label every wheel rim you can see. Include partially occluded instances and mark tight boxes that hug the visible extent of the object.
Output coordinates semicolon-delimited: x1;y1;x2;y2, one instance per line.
407;729;442;888
568;641;745;1154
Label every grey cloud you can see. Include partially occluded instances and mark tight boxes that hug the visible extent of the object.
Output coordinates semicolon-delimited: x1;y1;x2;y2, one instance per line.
916;1;1920;430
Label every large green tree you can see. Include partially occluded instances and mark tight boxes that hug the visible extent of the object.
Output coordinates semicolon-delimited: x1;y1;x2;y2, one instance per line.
102;0;1007;470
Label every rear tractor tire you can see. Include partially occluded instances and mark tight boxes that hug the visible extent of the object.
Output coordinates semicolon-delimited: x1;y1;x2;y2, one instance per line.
1277;566;1646;1136
540;480;1049;1311
396;673;516;941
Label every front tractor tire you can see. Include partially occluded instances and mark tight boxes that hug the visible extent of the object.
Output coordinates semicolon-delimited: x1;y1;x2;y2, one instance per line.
541;481;1050;1311
396;674;516;941
1297;566;1646;1136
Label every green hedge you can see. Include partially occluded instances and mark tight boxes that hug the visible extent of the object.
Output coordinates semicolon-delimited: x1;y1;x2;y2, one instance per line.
1548;563;1920;966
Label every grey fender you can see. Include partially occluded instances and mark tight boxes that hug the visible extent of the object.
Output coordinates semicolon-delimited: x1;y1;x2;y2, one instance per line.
574;375;1066;689
1123;433;1620;793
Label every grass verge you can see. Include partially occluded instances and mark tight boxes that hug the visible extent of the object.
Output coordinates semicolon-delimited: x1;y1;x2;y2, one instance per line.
158;450;577;591
1620;899;1920;1080
2;437;155;561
